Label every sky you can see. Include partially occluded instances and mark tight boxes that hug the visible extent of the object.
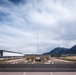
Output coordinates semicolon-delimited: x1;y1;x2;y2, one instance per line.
0;0;76;54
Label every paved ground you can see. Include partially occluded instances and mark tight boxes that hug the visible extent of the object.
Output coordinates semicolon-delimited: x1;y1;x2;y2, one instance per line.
9;57;71;64
50;58;71;64
0;57;75;64
0;72;76;75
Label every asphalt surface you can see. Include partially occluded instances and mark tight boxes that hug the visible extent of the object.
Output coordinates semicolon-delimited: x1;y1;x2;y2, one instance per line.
0;72;76;75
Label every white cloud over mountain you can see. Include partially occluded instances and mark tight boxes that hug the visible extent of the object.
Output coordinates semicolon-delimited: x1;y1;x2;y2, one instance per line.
0;0;76;54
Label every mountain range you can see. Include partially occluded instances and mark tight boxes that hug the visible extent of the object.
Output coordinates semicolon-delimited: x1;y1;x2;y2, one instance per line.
43;45;76;55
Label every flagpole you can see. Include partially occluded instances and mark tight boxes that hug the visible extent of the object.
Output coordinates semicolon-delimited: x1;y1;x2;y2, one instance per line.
37;32;38;55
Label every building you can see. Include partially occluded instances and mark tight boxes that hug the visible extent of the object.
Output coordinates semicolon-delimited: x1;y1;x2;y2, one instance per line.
0;50;24;58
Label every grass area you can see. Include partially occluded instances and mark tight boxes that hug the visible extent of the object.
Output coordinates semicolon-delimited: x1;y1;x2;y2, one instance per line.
0;55;51;64
23;55;51;64
25;55;36;62
40;55;50;62
60;56;76;61
0;57;24;64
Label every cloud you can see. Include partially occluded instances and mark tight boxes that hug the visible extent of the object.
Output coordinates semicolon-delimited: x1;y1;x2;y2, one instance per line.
0;0;76;54
8;0;25;5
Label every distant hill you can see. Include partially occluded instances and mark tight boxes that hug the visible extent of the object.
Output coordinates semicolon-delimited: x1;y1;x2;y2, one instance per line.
43;45;76;55
67;45;76;54
43;47;68;55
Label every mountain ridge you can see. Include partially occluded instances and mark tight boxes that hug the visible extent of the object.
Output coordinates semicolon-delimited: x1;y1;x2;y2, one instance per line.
43;45;76;55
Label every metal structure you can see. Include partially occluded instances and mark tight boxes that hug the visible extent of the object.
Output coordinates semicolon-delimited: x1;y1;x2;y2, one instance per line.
35;32;42;61
0;50;23;58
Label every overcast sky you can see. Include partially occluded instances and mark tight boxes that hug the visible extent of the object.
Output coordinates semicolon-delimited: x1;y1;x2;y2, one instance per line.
0;0;76;54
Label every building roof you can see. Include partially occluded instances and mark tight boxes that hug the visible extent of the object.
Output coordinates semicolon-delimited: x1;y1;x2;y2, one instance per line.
0;50;22;54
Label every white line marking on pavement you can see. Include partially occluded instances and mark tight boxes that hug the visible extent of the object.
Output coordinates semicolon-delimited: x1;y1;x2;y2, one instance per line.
23;72;26;75
50;72;53;75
